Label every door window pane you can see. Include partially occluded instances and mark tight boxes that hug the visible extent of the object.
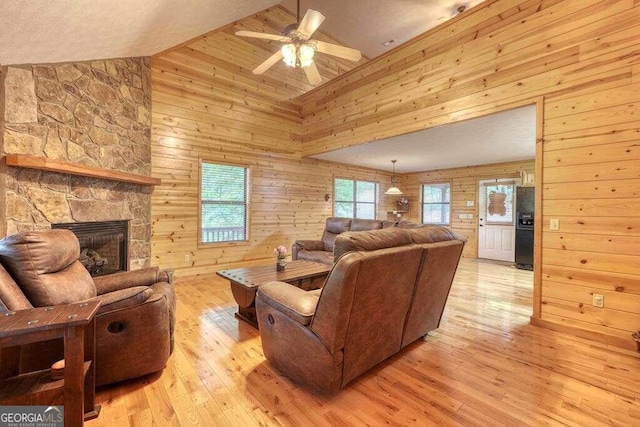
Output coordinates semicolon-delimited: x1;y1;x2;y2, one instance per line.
484;183;514;224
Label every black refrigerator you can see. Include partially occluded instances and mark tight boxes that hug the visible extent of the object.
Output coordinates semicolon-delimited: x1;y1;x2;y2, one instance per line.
515;186;534;270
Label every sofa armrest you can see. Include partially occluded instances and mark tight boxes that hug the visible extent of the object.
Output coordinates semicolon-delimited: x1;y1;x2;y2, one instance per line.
257;281;320;326
292;240;325;260
157;269;174;284
85;286;153;314
94;267;168;295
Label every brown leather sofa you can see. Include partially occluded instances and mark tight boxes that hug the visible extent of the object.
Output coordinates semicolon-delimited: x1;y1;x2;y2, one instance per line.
0;229;176;386
257;226;465;394
292;217;400;264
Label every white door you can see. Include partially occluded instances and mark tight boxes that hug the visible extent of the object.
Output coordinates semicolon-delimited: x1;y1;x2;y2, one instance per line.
478;178;519;262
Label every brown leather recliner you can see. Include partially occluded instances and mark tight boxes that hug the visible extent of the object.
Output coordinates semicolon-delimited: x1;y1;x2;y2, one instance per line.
257;226;465;394
0;229;175;386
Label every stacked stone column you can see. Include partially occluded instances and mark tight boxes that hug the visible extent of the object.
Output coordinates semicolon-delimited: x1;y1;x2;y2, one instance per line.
1;58;153;270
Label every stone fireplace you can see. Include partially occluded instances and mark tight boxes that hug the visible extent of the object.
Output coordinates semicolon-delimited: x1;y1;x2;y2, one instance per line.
53;220;129;276
0;57;153;270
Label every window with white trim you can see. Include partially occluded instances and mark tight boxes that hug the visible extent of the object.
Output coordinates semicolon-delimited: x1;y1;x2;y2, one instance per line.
422;182;450;225
200;161;249;244
334;178;378;219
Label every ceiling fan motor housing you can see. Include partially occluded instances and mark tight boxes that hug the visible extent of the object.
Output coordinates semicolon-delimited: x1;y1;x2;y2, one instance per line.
283;23;298;37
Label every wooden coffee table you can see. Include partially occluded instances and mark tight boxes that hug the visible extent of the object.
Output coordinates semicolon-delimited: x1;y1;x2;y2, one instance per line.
217;260;331;327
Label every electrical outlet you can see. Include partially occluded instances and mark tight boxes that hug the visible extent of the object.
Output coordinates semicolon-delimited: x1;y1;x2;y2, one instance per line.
593;294;604;308
550;218;559;230
184;254;190;262
466;201;475;207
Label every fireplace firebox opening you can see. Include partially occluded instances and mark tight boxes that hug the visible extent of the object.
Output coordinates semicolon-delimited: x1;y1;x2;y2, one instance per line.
52;220;129;277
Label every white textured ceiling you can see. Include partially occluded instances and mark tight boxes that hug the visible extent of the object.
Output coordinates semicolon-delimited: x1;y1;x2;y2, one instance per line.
0;0;278;65
0;0;485;66
280;0;486;58
312;105;537;173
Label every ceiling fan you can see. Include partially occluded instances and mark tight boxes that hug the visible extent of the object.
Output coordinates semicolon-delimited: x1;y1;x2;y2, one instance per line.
235;1;362;86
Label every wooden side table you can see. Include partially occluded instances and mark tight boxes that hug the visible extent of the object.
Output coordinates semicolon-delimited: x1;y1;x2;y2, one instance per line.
0;301;101;426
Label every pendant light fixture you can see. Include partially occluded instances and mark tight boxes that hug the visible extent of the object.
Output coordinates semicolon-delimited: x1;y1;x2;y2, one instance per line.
385;160;403;195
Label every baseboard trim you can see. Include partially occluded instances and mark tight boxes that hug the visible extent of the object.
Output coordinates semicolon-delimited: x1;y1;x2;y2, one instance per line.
530;316;637;352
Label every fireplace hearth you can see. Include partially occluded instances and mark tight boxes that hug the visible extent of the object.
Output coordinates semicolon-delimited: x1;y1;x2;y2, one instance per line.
52;220;129;276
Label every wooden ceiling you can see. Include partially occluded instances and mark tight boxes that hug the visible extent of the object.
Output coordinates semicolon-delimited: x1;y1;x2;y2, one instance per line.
155;6;368;101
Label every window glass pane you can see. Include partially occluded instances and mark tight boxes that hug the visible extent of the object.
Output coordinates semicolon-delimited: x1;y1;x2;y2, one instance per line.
201;204;246;242
334;178;378;219
422;182;451;225
423;183;450;203
335;202;354;218
356;203;375;219
422;204;450;225
355;181;376;202
335;179;354;202
485;183;514;224
200;161;248;244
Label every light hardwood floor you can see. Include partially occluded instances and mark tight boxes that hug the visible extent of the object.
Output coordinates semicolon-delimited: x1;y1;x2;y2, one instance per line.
87;259;640;426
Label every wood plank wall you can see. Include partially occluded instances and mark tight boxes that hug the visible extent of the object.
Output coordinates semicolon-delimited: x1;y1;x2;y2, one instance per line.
298;0;640;349
150;7;387;277
404;160;535;258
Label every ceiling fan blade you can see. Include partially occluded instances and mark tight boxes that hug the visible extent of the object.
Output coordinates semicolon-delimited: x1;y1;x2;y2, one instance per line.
314;40;362;62
253;50;284;75
296;9;326;38
303;62;322;86
235;30;290;42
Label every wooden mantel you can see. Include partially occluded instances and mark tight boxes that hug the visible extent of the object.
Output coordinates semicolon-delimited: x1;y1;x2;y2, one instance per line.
4;155;161;186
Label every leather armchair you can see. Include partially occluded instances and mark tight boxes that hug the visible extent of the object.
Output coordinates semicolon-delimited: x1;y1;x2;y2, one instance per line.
257;226;465;394
0;229;175;386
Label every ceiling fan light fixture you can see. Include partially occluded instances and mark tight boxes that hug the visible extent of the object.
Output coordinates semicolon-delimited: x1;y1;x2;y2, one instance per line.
281;44;297;67
299;44;315;67
281;43;315;68
236;5;360;85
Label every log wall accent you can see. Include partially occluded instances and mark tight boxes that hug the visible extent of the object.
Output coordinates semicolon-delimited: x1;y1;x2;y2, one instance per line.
152;151;391;276
404;160;535;258
299;0;640;349
151;7;385;277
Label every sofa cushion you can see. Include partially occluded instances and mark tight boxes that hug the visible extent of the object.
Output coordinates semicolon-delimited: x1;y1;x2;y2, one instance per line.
296;250;334;265
333;228;414;260
0;230;96;306
0;263;33;311
408;226;467;244
350;219;383;231
397;220;427;229
325;217;352;234
321;232;338;252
